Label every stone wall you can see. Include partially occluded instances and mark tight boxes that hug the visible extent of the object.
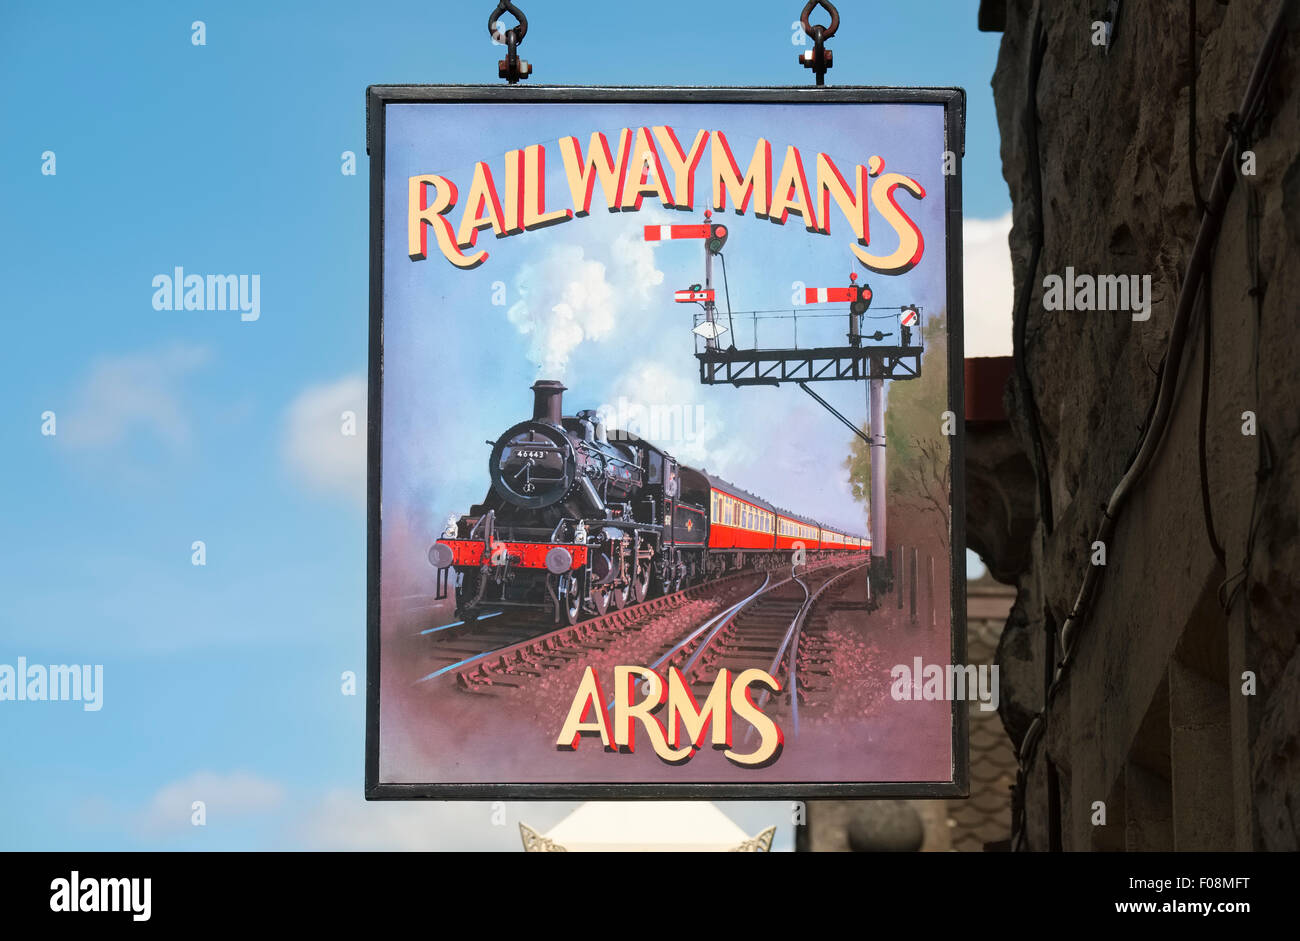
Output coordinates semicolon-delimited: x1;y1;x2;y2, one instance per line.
980;0;1299;849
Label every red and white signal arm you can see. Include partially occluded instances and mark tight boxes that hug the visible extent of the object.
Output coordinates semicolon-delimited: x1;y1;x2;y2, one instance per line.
643;224;712;241
801;287;858;304
674;289;715;303
901;307;919;326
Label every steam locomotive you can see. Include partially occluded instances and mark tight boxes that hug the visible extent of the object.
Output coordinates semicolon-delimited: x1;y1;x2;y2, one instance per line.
428;380;870;625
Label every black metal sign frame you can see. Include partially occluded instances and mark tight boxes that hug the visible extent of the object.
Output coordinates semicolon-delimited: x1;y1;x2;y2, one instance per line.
365;84;967;800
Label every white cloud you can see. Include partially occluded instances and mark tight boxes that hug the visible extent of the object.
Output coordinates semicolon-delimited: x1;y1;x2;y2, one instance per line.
609;229;666;306
962;212;1014;357
282;375;367;504
138;771;283;834
506;234;665;376
599;360;752;471
62;344;209;453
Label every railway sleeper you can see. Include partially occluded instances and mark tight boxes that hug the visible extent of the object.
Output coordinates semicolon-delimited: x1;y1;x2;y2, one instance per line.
497;655;543;677
457;664;495;688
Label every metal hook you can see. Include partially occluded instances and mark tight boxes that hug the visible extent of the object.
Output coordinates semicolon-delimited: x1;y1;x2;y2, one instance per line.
488;1;531;83
799;0;839;41
488;1;528;44
797;1;839;85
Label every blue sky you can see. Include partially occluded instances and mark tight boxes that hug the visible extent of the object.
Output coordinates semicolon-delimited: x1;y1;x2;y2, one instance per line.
0;0;1007;850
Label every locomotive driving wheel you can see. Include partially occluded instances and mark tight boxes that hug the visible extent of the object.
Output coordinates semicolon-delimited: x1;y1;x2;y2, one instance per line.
589;583;612;616
610;582;627;610
559;570;584;625
631;553;651;603
661;551;684;594
607;540;635;610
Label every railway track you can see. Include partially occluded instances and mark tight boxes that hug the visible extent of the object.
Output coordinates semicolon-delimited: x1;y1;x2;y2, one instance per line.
647;561;868;737
417;568;767;688
422;558;870;737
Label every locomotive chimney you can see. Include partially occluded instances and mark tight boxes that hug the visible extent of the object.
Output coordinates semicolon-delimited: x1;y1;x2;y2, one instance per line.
531;380;567;425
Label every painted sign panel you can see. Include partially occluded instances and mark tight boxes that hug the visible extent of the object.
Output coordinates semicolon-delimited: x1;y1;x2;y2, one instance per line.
367;85;967;798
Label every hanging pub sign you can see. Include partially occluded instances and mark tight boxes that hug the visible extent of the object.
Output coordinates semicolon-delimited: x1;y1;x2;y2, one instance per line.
366;84;968;798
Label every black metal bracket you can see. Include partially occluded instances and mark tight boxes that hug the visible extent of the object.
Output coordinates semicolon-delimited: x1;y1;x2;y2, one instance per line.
797;382;871;446
696;344;922;386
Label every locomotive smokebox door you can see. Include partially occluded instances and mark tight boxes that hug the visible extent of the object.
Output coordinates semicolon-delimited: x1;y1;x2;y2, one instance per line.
488;420;577;509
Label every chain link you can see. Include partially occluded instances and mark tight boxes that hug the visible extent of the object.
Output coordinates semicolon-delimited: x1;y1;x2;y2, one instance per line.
488;2;531;83
798;1;839;85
